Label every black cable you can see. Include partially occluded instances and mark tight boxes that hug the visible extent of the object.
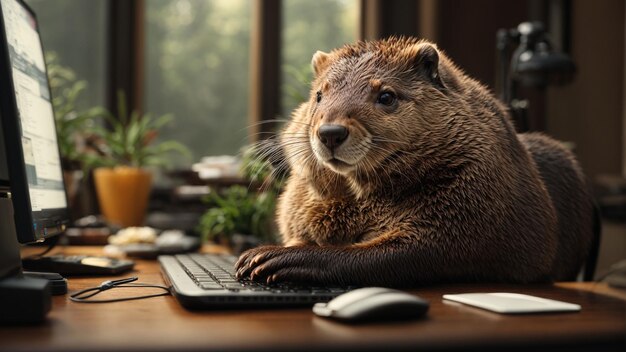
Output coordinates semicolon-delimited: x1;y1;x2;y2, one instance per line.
69;277;171;303
22;235;61;259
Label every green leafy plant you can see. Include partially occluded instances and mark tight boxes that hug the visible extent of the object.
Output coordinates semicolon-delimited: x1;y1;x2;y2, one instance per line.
46;52;104;170
197;185;277;243
83;91;190;169
47;54;188;171
197;145;286;244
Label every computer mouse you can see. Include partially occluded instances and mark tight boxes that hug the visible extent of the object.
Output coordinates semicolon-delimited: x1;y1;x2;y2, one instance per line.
313;287;429;323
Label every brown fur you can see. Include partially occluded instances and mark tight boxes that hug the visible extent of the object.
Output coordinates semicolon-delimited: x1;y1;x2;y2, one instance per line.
235;37;594;287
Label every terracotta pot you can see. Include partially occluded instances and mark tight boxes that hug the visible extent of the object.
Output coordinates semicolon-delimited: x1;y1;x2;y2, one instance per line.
93;167;152;228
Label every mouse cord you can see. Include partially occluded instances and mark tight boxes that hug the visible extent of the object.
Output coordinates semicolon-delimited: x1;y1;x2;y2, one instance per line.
69;277;171;303
22;235;61;259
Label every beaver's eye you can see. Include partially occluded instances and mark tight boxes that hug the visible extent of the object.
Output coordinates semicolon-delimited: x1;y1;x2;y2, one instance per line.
316;91;322;103
377;91;396;106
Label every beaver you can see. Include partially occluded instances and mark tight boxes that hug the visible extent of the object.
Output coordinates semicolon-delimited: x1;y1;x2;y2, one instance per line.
235;37;594;287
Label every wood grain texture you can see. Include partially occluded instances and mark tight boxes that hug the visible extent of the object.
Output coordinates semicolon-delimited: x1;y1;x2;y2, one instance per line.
4;246;625;352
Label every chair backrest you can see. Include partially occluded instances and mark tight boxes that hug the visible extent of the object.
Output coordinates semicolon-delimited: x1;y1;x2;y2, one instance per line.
582;203;602;281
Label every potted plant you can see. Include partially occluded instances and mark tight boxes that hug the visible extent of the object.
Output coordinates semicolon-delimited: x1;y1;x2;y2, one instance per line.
84;91;189;228
197;146;283;252
46;52;105;210
198;185;277;243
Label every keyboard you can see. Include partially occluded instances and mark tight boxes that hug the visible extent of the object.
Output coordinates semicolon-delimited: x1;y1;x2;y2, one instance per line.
159;253;351;309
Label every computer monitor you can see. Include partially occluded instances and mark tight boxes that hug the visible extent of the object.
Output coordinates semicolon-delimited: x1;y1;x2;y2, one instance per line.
0;113;9;188
0;0;69;244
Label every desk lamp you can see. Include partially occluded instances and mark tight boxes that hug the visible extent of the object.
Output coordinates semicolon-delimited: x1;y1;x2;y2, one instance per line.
496;21;576;131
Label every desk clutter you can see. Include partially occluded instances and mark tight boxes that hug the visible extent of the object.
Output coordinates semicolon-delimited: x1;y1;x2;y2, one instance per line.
18;226;200;278
104;227;201;259
3;246;626;351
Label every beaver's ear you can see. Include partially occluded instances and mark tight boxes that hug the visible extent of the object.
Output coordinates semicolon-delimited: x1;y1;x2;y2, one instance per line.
311;51;331;77
405;43;445;89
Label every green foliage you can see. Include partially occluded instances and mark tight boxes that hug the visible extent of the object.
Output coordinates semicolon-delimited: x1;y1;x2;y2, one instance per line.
197;185;277;244
46;52;103;169
197;145;286;243
46;53;188;170
83;91;190;169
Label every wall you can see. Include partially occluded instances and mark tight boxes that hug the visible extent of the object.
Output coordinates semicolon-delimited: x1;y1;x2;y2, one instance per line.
546;0;625;179
436;0;529;89
544;0;625;278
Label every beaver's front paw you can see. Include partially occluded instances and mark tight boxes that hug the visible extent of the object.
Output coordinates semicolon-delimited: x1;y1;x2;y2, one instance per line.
235;246;325;284
234;245;283;279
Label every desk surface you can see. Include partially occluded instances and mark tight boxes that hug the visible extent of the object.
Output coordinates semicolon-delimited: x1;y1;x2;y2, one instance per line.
2;246;625;352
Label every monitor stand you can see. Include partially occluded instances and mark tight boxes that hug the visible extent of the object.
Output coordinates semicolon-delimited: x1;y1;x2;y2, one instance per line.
0;194;52;324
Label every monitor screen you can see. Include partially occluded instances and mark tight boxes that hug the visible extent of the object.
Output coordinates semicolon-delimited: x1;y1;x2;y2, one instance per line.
0;0;68;243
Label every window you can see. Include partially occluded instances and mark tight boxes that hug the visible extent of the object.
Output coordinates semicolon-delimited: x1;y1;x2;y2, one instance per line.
25;0;107;111
144;0;251;166
27;0;360;167
281;0;359;117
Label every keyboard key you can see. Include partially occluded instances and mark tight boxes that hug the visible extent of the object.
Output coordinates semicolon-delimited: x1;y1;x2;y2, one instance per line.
247;287;266;291
200;283;224;290
194;274;212;278
197;278;217;283
218;280;241;285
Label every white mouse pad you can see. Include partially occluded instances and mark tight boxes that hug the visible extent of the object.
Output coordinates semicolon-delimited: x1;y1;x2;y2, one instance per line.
442;292;581;314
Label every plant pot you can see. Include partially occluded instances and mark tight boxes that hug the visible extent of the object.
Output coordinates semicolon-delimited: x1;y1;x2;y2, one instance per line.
93;166;152;228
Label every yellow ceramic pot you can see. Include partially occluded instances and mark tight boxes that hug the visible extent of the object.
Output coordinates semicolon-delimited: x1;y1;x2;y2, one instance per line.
93;167;152;227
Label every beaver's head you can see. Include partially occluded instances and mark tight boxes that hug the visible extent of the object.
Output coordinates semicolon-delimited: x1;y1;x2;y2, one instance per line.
282;37;461;195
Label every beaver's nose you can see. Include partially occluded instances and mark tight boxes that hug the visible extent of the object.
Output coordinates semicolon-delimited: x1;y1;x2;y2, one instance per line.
318;124;349;149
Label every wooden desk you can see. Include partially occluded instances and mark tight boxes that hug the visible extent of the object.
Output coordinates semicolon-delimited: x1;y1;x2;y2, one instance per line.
2;246;625;352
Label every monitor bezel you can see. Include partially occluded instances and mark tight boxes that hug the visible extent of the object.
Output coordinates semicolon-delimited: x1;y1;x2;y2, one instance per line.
0;112;9;188
0;0;70;244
